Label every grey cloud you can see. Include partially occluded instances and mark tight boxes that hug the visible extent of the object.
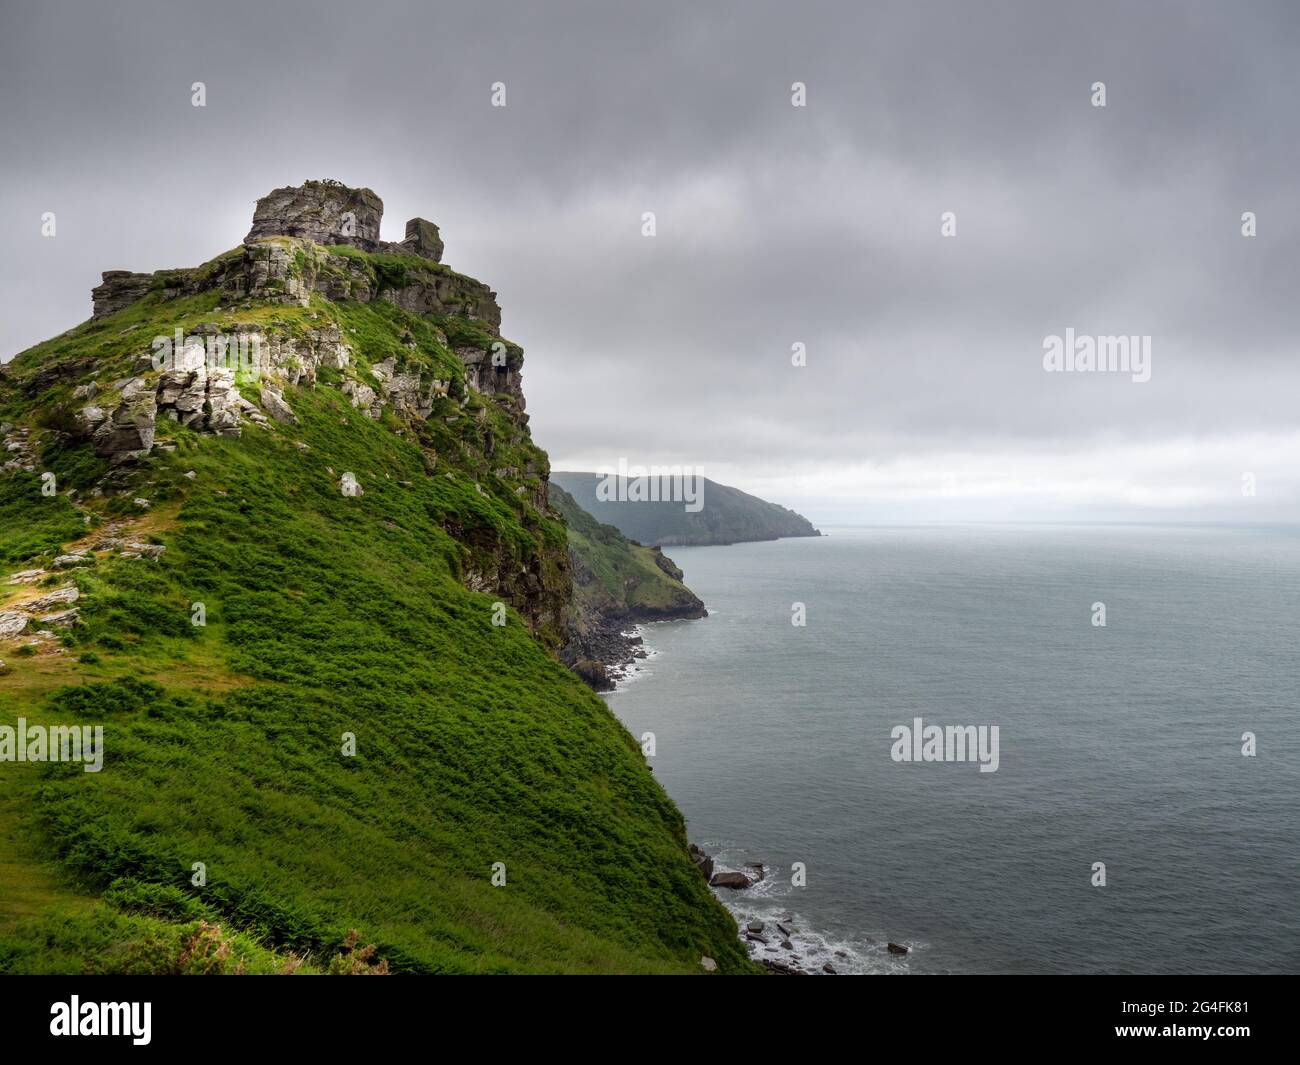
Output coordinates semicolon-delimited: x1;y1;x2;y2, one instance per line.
2;0;1297;516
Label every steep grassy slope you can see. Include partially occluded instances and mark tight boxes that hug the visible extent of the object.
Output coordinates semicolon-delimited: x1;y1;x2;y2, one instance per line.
551;471;820;547
0;237;751;973
551;484;704;625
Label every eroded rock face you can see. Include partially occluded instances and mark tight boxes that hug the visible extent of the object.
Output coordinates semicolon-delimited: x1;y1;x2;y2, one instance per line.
91;271;153;318
383;275;501;332
93;388;156;460
91;268;198;319
401;217;444;262
245;180;384;250
241;242;313;305
455;345;523;405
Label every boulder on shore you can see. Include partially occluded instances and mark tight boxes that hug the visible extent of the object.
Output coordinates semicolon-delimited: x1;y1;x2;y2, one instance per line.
709;870;753;890
887;942;910;955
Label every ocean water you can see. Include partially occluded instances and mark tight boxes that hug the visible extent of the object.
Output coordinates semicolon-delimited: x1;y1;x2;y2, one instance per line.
605;524;1300;974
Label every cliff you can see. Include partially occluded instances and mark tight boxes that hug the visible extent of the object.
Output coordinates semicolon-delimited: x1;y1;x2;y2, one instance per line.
0;181;751;975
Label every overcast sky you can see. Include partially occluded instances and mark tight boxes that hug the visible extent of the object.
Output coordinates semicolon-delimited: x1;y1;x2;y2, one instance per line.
2;0;1297;523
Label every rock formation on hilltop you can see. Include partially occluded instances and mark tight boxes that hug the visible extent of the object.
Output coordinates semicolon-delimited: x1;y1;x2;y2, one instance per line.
244;181;386;250
11;180;551;641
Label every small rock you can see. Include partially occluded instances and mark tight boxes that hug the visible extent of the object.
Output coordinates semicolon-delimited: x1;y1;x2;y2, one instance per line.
745;932;768;945
184;470;196;479
709;871;753;890
25;586;79;611
39;608;79;628
776;922;793;937
132;497;150;508
0;611;29;638
746;920;765;934
887;942;909;955
7;570;46;584
781;940;793;950
699;956;717;972
823;963;837;974
52;554;91;568
259;385;299;426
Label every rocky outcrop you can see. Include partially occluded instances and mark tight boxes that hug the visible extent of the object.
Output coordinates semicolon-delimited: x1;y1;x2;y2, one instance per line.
569;658;611;692
87;182;504;335
91;267;200;319
688;843;715;882
258;385;298;426
25;587;79;611
651;547;684;581
245;180;384;250
0;612;28;638
2;423;36;473
91;271;154;318
401;218;444;262
72;318;365;461
455;342;521;403
90;384;156;460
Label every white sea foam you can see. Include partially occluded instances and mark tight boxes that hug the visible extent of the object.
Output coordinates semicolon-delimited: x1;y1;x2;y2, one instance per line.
705;843;918;975
603;625;662;693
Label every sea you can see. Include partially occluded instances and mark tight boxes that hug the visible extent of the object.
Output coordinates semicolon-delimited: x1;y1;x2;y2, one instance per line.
604;524;1300;974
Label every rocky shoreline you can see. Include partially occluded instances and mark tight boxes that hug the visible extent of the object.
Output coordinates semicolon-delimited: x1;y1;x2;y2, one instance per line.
566;624;644;691
688;842;913;976
563;593;705;692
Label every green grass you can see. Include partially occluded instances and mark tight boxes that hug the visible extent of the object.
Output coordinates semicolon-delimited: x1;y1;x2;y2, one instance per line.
0;255;752;975
551;484;704;618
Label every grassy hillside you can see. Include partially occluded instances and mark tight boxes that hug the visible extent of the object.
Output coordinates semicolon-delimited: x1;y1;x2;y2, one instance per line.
551;484;704;623
0;235;751;973
551;471;820;547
